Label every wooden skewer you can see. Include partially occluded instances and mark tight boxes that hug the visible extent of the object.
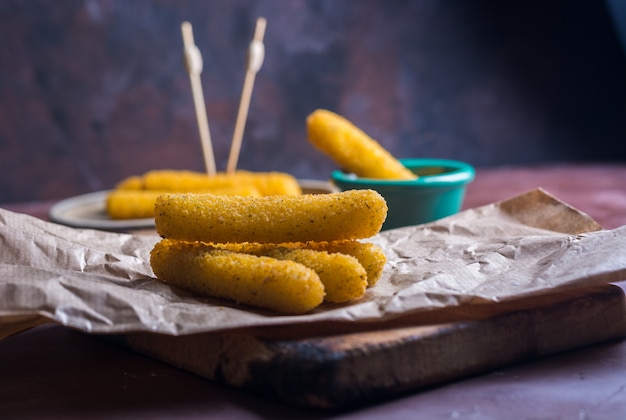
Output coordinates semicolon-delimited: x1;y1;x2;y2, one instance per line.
181;21;217;175
226;17;267;174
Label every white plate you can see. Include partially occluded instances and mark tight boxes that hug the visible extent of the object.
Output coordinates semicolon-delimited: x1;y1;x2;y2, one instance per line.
49;179;338;231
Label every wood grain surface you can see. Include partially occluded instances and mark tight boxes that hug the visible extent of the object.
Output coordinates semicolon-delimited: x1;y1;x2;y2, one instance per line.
127;284;626;409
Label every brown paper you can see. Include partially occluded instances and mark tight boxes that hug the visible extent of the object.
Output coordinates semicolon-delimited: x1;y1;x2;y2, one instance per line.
1;188;625;339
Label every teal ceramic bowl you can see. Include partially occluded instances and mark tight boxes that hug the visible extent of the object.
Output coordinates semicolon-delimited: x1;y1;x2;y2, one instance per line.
331;158;475;230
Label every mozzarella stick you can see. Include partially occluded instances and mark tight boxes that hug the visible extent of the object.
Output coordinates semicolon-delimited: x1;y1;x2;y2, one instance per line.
214;243;368;303
106;185;261;220
298;240;387;287
239;171;302;195
253;248;367;303
154;189;388;243
150;239;325;314
117;169;302;196
224;240;386;288
307;109;417;180
106;190;163;219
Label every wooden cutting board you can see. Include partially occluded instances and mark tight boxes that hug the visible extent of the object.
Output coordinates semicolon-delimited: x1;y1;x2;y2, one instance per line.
125;284;626;410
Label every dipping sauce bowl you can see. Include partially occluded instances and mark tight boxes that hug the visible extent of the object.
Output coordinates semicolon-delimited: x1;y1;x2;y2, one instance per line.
331;158;475;230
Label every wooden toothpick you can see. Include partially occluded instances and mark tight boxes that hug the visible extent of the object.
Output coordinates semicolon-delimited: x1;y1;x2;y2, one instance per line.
226;17;267;174
181;21;216;175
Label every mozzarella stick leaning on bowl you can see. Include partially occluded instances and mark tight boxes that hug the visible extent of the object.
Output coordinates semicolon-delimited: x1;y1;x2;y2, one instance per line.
150;239;325;314
214;242;368;303
307;109;417;180
154;189;388;243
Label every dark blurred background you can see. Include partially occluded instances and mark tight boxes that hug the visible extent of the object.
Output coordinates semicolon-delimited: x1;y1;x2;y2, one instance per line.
1;0;626;204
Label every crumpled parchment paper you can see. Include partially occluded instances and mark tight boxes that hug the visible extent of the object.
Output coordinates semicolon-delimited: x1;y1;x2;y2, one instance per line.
2;188;625;339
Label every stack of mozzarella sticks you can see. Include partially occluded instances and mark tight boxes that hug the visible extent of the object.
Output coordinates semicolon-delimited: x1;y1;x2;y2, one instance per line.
150;189;388;314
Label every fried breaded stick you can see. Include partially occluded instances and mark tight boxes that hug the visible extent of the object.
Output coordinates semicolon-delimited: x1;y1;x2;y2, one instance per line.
106;190;163;219
150;239;325;314
154;189;388;243
298;240;387;287
214;243;368;303
225;240;386;288
117;170;302;196
306;109;417;180
256;248;367;303
106;185;261;220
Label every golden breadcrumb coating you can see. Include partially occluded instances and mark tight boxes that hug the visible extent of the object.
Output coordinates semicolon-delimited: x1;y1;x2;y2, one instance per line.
106;190;163;219
116;169;302;196
296;240;387;287
154;189;387;243
106;185;261;219
306;109;417;180
150;239;325;314
214;242;368;303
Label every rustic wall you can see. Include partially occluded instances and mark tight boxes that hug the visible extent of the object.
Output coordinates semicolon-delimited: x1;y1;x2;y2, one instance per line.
1;0;626;203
